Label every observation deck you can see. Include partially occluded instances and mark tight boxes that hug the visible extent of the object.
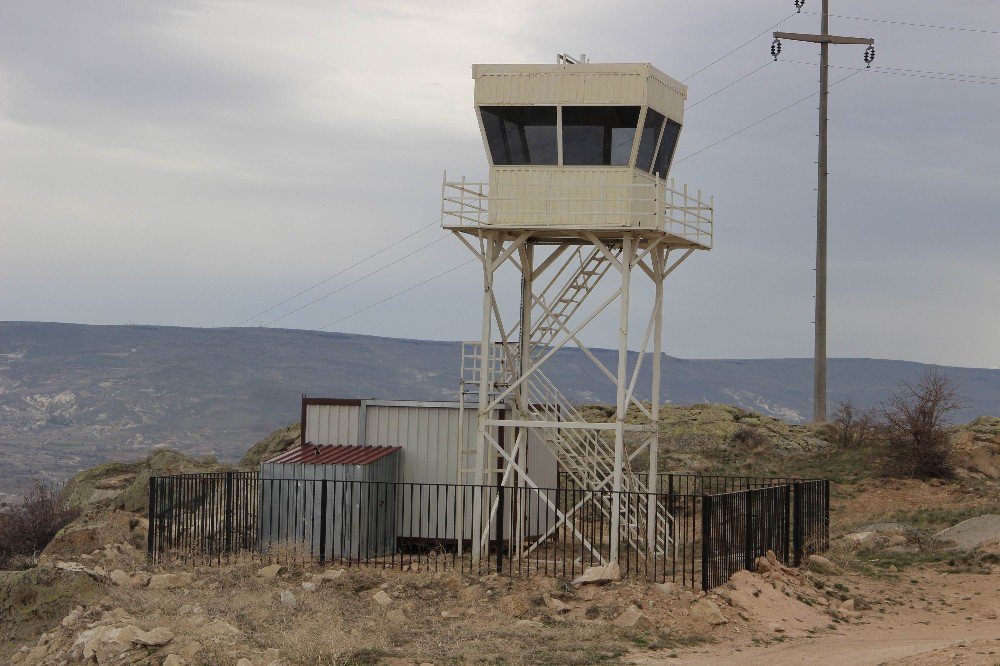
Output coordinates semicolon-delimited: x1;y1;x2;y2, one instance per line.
441;61;713;249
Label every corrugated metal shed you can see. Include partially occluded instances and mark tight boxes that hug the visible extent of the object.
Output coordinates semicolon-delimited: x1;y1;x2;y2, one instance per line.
259;445;401;560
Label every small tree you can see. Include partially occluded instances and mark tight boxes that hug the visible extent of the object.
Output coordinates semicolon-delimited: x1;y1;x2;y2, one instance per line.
0;479;79;569
880;370;961;479
831;400;878;448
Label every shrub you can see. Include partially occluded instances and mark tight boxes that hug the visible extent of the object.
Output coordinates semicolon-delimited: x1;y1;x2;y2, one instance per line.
880;370;961;479
831;400;879;448
0;479;80;569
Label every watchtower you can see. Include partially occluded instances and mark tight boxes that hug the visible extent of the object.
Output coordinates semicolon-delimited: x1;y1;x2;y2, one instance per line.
442;57;713;567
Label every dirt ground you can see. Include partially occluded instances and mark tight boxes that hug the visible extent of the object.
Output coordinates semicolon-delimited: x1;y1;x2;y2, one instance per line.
644;567;1000;665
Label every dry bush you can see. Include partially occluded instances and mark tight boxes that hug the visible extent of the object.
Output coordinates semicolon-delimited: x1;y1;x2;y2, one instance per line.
831;400;879;448
880;370;961;479
0;479;80;568
730;425;770;450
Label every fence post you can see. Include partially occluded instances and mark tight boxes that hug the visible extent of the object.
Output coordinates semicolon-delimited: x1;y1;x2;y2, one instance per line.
743;490;754;574
223;471;234;556
147;477;156;561
667;473;674;518
783;484;792;565
496;486;505;574
792;481;803;566
700;494;711;591
318;479;328;564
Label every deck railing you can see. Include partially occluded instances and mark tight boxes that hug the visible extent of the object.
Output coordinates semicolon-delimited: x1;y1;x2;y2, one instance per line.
441;175;713;248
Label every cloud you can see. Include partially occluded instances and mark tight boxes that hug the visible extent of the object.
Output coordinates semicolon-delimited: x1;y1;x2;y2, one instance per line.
0;0;997;368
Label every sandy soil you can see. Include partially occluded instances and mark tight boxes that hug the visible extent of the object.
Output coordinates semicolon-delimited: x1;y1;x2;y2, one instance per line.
640;568;1000;665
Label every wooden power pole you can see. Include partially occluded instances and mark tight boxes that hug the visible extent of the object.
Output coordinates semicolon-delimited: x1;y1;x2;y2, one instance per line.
773;0;874;423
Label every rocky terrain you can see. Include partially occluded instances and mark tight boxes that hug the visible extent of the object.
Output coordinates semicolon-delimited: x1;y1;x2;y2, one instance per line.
1;413;998;664
3;321;999;499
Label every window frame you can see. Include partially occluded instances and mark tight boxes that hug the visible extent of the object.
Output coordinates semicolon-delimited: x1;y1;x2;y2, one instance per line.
476;103;680;176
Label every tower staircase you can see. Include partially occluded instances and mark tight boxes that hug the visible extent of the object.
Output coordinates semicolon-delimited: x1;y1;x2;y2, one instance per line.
458;248;674;558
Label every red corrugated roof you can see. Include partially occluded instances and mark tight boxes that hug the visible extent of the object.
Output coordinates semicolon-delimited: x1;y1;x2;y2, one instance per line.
264;444;401;466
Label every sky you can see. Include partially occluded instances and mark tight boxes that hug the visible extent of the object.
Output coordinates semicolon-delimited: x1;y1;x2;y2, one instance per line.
0;0;997;368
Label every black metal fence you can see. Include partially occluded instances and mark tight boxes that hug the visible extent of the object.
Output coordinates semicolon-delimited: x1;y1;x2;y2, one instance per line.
149;472;830;589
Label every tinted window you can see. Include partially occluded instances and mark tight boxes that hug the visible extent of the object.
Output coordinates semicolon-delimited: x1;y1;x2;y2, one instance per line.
562;106;640;166
480;106;557;165
651;119;681;178
635;109;665;172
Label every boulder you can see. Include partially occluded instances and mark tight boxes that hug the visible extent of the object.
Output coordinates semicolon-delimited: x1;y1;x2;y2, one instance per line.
654;582;677;597
613;605;653;628
163;656;186;666
134;627;175;647
543;594;570;613
199;619;241;640
935;515;1000;550
109;570;131;587
373;590;393;606
257;564;286;579
301;582;318;593
806;554;839;575
571;562;621;586
279;589;298;608
689;599;727;626
148;573;193;590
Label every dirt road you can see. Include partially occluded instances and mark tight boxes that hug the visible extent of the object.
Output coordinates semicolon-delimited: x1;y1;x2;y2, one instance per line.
638;569;1000;665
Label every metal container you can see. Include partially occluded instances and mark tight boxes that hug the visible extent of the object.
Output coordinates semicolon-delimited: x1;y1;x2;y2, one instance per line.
258;444;401;560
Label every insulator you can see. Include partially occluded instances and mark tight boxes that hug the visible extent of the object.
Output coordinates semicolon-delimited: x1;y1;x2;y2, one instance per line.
771;38;782;61
795;0;805;12
864;44;876;68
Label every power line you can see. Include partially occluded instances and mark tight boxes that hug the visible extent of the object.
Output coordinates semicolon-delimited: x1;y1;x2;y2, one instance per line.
687;61;774;109
112;219;442;382
683;13;796;81
780;59;999;85
802;11;1000;36
674;69;864;165
114;231;450;383
150;259;476;398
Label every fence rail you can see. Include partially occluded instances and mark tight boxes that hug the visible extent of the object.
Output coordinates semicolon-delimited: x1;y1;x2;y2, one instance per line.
149;472;829;590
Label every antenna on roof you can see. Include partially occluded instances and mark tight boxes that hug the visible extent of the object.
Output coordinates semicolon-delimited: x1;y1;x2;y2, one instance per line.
556;53;589;64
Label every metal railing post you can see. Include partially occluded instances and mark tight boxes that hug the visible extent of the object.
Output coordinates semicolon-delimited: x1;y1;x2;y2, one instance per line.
793;481;804;566
700;494;711;591
319;479;328;564
147;477;156;561
223;471;234;556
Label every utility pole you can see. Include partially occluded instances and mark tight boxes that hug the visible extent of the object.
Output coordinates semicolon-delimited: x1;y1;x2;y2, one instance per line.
772;0;874;423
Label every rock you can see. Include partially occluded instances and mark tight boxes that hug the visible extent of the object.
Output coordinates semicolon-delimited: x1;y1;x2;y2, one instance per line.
373;590;393;606
543;593;570;613
765;549;780;567
148;572;193;589
755;556;773;574
571;562;621;586
134;627;175;647
839;599;856;612
934;515;1000;550
386;608;408;625
279;589;298;608
237;659;253;666
459;585;484;602
200;619;241;639
613;605;653;628
313;569;345;583
301;581;318;593
654;582;677;596
109;569;131;587
130;572;151;587
257;564;286;579
689;599;728;626
806;554;839;575
855;522;909;536
163;656;186;666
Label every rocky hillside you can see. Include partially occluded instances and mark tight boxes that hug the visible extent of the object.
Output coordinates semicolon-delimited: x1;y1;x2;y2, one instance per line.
3;321;999;499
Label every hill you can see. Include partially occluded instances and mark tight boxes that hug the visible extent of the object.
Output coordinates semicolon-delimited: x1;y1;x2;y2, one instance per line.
1;321;998;497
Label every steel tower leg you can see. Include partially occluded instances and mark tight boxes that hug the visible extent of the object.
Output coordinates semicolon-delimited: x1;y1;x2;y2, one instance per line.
610;233;633;565
473;231;497;564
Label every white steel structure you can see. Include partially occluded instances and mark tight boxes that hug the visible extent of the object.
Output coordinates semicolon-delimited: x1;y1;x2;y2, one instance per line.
443;59;714;568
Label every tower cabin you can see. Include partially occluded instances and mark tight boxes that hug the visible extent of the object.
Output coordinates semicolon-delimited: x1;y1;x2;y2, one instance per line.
443;61;712;248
